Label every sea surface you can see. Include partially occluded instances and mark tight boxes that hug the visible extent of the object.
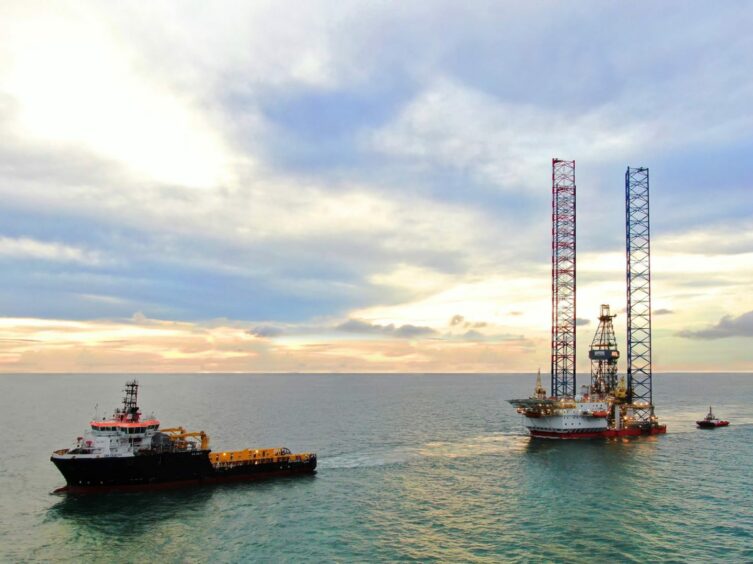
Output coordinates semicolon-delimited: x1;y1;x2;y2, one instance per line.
1;373;752;562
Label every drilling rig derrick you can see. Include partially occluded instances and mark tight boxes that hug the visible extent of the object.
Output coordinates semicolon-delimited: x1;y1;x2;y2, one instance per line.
588;305;619;397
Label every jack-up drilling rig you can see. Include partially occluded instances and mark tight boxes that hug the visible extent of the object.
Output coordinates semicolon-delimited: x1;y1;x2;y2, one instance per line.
509;163;666;438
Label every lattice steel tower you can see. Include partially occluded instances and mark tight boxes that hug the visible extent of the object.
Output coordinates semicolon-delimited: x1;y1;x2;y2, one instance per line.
551;159;576;397
589;304;619;396
625;167;653;423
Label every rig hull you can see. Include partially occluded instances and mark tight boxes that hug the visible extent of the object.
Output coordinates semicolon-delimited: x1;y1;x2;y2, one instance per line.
509;395;666;440
51;450;317;493
529;425;667;439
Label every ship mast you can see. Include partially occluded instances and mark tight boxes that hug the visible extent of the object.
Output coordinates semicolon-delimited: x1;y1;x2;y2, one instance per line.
118;379;141;422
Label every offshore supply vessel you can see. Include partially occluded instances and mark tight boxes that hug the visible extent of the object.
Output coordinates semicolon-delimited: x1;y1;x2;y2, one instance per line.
51;380;316;492
509;162;666;439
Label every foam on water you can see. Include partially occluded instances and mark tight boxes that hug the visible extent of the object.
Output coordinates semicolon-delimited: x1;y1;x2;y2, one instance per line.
418;431;529;458
322;432;529;469
321;447;416;469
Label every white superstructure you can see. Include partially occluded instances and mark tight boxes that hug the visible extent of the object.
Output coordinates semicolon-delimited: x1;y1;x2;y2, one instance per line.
519;398;612;436
51;380;205;461
54;420;162;460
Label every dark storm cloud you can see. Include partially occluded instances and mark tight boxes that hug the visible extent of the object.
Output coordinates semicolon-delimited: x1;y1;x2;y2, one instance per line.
677;310;753;340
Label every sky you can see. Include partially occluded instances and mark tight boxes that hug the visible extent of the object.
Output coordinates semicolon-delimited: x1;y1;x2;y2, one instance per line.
0;1;751;373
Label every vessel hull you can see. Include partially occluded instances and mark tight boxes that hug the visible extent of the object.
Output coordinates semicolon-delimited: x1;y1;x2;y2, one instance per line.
529;425;667;439
696;421;729;429
51;450;317;493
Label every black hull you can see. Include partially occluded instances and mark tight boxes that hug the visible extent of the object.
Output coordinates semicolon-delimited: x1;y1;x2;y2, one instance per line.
51;450;317;493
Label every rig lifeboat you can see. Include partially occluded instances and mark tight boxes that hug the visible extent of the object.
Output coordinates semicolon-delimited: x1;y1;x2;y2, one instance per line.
696;406;729;429
590;410;609;418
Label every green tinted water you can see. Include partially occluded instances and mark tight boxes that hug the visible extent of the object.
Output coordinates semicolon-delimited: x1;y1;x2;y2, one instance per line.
1;374;751;562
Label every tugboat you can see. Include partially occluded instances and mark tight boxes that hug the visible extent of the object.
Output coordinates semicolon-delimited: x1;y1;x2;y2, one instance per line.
51;380;316;493
696;406;729;429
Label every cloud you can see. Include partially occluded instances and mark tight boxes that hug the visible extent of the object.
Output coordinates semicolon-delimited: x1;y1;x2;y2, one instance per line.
575;318;591;326
0;314;540;372
0;5;234;189
336;318;437;339
450;314;489;329
455;329;527;343
337;319;390;335
0;236;105;265
370;78;650;191
462;329;484;341
654;308;674;316
394;324;437;338
0;2;752;372
677;310;753;340
248;326;284;338
658;222;753;256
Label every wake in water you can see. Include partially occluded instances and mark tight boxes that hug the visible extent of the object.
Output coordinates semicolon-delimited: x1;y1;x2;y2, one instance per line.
320;447;417;469
321;432;529;469
419;432;529;458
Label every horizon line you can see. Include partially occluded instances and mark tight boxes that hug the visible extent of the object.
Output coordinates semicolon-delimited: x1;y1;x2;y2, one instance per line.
1;371;751;376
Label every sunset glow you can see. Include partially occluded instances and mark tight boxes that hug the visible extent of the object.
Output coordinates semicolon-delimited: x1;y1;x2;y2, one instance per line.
0;2;751;372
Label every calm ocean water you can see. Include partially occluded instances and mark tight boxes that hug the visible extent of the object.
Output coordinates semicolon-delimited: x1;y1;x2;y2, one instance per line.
1;373;752;562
